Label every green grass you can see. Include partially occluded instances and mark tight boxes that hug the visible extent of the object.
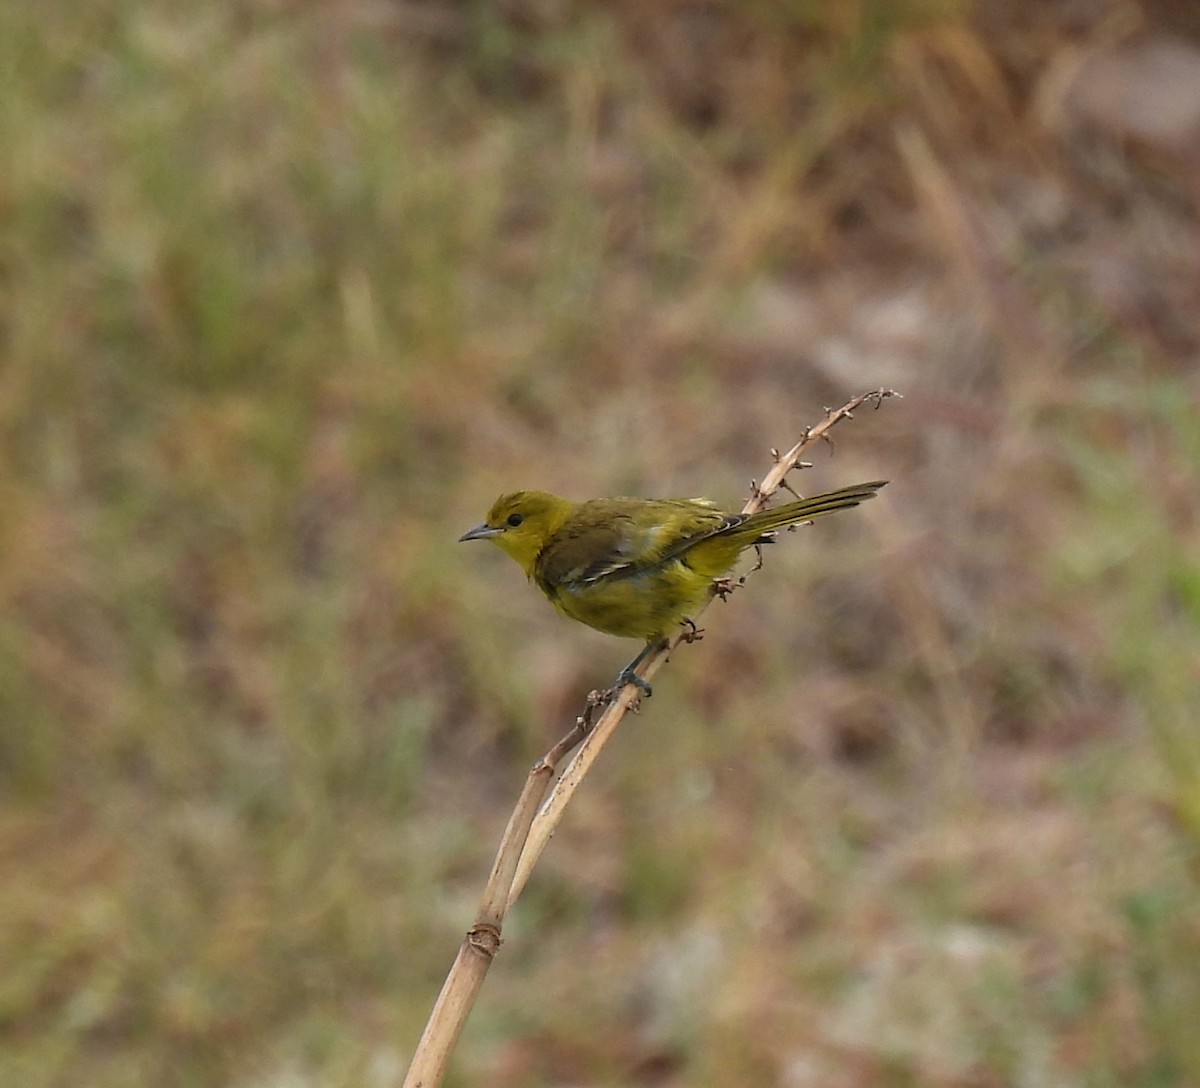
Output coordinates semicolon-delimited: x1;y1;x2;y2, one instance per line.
2;1;1199;1086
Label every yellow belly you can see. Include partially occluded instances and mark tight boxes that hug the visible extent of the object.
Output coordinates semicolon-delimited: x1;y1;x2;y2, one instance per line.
545;560;715;642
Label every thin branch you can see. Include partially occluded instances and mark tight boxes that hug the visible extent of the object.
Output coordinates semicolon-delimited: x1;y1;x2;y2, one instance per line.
401;727;586;1088
402;388;900;1087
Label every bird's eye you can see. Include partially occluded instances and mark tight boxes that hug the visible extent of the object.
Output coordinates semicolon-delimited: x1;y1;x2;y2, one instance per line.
506;513;524;528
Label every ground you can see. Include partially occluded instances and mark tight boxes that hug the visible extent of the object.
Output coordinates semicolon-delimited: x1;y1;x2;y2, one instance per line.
1;2;1199;1086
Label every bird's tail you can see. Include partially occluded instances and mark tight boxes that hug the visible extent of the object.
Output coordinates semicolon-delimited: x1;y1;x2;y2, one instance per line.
736;480;887;540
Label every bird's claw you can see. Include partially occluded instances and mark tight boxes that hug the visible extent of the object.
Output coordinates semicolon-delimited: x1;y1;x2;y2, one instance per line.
604;666;652;705
679;617;704;643
712;577;739;601
618;668;653;697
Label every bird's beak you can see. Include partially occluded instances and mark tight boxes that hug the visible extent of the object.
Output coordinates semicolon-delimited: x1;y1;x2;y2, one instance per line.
458;523;503;542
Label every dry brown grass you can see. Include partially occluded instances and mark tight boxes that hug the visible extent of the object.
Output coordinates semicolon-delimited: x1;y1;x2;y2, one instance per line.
1;2;1199;1086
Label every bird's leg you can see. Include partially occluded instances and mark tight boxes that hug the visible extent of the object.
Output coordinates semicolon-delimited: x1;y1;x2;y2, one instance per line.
736;544;767;587
609;639;665;701
679;617;704;643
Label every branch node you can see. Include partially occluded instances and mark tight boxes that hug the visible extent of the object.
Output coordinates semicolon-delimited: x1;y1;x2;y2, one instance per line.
467;923;503;958
580;690;607;727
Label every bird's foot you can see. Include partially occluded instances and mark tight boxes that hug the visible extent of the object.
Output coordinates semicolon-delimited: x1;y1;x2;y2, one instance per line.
679;617;704;644
602;639;669;705
612;664;653;700
599;663;654;706
712;577;739;601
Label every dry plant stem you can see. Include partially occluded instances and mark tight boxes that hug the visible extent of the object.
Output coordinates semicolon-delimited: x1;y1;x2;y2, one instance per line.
401;724;587;1088
403;388;899;1087
506;387;900;907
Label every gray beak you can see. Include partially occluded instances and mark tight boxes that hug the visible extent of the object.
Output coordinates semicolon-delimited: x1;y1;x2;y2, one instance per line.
458;523;503;542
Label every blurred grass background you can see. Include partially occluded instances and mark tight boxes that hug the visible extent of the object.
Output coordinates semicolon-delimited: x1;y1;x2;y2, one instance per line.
2;1;1199;1085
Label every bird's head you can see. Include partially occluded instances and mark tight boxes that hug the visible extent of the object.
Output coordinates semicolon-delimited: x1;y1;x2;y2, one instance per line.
458;490;574;575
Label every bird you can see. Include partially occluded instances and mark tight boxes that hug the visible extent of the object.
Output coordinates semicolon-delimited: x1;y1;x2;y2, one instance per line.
459;480;886;697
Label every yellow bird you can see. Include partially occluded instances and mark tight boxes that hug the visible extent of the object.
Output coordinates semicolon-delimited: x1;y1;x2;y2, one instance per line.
459;480;886;695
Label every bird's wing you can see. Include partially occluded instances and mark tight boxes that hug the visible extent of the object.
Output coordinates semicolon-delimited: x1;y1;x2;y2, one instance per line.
536;499;733;589
655;508;751;564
